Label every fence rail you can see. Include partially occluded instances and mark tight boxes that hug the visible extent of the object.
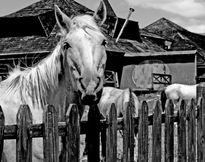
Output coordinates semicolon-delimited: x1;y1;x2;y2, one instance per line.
0;85;204;162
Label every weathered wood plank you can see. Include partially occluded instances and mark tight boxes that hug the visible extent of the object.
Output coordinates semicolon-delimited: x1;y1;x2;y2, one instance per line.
123;101;135;162
106;103;117;162
138;101;148;162
0;106;5;161
101;122;106;160
65;104;80;162
197;84;205;162
43;105;59;162
187;99;196;162
16;105;32;162
87;105;101;162
197;96;205;162
178;100;187;162
152;100;162;162
165;99;174;162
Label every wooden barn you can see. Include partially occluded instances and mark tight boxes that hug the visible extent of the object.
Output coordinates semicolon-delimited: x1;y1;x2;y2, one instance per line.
0;0;204;93
142;17;205;83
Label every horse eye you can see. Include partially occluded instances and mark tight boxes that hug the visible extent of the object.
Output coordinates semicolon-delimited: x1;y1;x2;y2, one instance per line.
97;63;105;71
71;64;81;75
101;40;107;46
71;66;76;71
63;42;71;50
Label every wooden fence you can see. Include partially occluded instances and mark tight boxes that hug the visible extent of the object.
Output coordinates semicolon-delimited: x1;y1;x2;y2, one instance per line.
0;85;204;162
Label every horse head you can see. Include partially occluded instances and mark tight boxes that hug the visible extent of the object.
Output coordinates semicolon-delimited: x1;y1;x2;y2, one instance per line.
54;2;107;105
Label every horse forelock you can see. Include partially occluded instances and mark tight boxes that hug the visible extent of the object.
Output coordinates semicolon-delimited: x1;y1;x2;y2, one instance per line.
72;15;100;31
70;15;105;42
57;15;101;39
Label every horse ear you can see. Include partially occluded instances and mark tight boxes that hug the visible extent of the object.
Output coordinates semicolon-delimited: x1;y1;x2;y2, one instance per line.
93;0;107;26
54;5;71;35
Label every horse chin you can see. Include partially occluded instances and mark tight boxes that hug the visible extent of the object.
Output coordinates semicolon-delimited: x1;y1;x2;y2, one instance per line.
78;89;103;106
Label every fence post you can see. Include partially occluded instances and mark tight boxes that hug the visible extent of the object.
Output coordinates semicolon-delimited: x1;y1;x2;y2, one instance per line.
65;104;80;162
138;101;148;162
178;100;187;162
197;84;205;162
165;99;174;162
123;101;135;162
0;106;5;161
106;103;117;162
43;105;59;162
187;99;196;162
87;105;101;162
101;121;106;160
16;105;32;162
152;100;162;162
197;97;204;162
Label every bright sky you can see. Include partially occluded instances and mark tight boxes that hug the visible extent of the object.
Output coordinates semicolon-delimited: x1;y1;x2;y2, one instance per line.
0;0;205;34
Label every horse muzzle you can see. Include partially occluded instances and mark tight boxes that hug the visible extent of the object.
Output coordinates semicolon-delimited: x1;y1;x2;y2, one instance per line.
79;88;102;105
77;75;104;105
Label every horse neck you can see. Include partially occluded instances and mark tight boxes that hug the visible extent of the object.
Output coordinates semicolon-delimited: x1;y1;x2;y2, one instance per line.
40;44;79;103
45;45;82;119
47;62;80;118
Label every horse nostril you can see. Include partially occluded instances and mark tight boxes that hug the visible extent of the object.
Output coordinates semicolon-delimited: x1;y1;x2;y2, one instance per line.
79;77;86;90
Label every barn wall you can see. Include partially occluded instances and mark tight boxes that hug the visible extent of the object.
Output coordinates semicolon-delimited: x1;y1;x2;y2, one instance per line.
120;61;195;90
169;63;195;84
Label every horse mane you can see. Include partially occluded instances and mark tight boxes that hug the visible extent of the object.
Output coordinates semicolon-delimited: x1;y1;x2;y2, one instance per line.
2;45;63;109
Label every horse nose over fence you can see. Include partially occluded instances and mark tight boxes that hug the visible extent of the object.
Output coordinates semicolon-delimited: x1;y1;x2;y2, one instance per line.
0;85;205;162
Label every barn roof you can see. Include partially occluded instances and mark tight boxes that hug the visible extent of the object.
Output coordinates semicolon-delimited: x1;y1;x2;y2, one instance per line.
4;0;92;18
143;17;205;61
0;0;165;56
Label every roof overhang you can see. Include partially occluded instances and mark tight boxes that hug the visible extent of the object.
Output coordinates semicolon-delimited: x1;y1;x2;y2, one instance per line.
0;51;50;62
124;50;197;57
122;50;197;65
0;51;50;57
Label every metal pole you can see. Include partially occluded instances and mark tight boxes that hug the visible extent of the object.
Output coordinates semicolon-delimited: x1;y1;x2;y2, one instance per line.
115;8;135;43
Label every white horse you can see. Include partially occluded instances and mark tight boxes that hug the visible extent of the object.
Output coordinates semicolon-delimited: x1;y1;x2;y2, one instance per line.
0;3;107;162
161;83;197;111
98;87;139;118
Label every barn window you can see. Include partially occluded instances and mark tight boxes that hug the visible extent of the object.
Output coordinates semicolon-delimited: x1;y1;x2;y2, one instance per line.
104;70;119;87
151;73;172;89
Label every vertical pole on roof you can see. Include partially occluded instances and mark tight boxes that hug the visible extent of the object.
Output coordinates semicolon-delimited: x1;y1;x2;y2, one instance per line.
115;8;135;43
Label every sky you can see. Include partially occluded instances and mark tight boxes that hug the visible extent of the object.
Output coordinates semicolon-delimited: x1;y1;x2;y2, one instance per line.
0;0;205;34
